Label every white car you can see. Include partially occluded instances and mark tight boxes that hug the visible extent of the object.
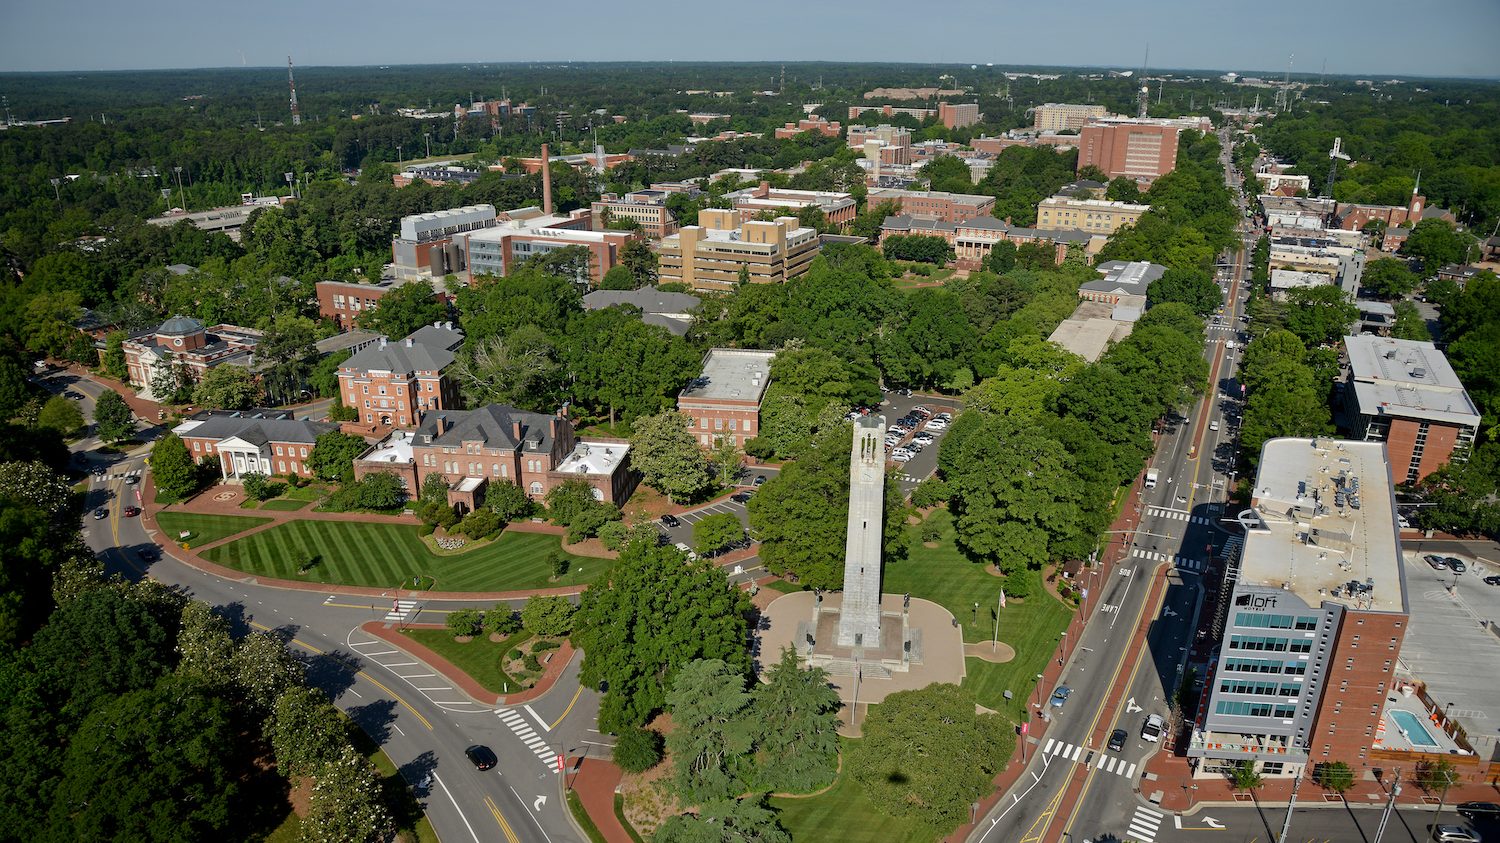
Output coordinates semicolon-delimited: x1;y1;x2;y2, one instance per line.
891;449;915;462
1209;420;1220;432
1141;713;1165;743
911;433;935;445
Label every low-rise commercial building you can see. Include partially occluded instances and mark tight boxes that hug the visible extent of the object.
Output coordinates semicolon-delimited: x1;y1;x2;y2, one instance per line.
591;189;687;239
353;405;635;509
1078;260;1162;309
677;349;776;448
1267;241;1365;297
1036;196;1150;234
881;215;1106;270
1260;195;1337;230
392;165;484;188
1268;269;1333;300
657;209;821;292
1254;171;1311;196
175;410;336;480
865;187;995;223
337;322;464;429
316;278;431;331
1188;437;1407;780
1343;335;1481;485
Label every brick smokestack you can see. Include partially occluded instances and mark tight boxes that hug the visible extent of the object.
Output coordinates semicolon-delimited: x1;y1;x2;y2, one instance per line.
541;143;553;215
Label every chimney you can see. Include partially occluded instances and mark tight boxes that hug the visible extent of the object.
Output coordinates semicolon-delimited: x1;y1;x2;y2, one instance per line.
512;420;524;442
541;143;553;215
379;337;387;350
435;415;448;436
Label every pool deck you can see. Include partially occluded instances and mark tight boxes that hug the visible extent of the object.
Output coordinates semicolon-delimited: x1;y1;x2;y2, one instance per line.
1375;689;1460;753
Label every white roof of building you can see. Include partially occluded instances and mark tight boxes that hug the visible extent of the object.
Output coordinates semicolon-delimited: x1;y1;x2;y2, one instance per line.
1238;438;1406;615
1344;335;1481;427
680;348;776;403
360;429;416;465
1081;260;1166;295
554;440;629;476
1269;269;1332;290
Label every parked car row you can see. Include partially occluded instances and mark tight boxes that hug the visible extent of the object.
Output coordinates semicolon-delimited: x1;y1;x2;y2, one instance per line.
1423;554;1467;573
886;408;951;464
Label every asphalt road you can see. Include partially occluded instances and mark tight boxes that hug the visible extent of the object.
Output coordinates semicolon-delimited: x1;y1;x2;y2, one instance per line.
1150;802;1499;843
973;134;1256;843
81;452;593;843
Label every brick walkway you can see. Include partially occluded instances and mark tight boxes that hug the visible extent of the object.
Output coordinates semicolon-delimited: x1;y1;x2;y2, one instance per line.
570;756;633;843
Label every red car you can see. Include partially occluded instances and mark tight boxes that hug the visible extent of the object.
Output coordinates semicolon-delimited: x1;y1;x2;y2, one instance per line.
123;506;141;518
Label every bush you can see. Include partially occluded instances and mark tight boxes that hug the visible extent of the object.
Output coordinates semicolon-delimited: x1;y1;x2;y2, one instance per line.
521;595;576;637
1001;566;1037;599
485;479;534;522
508;648;523;660
532;638;560;652
919;518;944;544
523;654;542;673
910;477;950;508
417;522;436;537
597;520;631;551
612;727;664;774
566;503;619;544
242;472;287;501
483;607;521;637
446;608;482;638
459;509;503;539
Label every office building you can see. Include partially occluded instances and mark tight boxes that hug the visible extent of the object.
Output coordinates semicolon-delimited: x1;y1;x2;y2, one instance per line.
591;189;687;239
1078;260;1163;309
677;349;777;448
849;102;981;129
723;183;857;227
1189;438;1407;779
391;205;498;280
656;209;821;292
337;322;464;429
1036;196;1150;234
316;278;428;331
774;117;841;138
847;124;913;165
1077;119;1184;183
880;215;1106;270
353;405;635;508
458;212;633;287
1033;103;1110;132
865;187;996;223
175;410;335;480
1343;336;1481;485
582;288;701;336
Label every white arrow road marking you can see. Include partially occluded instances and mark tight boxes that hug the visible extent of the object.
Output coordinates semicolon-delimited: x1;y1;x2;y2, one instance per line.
1126;697;1143;713
533;794;547;811
1205;816;1225;828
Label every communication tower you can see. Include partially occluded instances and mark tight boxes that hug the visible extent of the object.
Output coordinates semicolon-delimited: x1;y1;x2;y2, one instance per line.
288;56;301;126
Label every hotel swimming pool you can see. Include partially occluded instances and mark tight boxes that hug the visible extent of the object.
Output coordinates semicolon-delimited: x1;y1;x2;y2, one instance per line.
1389;709;1440;749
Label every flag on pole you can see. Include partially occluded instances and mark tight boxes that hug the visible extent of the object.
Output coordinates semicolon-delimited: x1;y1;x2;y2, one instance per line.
999;589;1007;609
1020;721;1029;735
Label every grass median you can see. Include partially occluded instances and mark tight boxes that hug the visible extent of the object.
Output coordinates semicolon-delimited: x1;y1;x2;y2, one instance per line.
154;511;273;548
398;629;530;695
202;520;606;592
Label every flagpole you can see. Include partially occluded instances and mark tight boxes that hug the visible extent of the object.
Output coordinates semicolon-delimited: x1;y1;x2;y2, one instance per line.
992;588;1004;652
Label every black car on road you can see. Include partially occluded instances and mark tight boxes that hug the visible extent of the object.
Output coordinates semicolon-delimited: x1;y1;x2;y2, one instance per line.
464;745;497;771
1107;729;1127;752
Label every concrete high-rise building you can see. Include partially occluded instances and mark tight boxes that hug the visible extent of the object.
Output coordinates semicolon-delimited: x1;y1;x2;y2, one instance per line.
1342;335;1481;485
1032;102;1110;132
656;209;820;292
1188;438;1407;779
837;417;887;648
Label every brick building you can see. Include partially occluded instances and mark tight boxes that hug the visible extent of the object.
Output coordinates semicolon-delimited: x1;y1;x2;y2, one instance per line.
677;349;776;448
1077;119;1184;183
865;188;996;223
316;278;431;331
657;209;821;292
391;205;497;280
122;316;260;394
774;117;841;139
174;410;336;480
723;183;857;227
352;405;635;510
337;323;464;429
1035;196;1150;234
850;102;980;129
591;189;689;239
1188;438;1408;780
880;214;1104;270
1343;335;1481;485
458;211;634;287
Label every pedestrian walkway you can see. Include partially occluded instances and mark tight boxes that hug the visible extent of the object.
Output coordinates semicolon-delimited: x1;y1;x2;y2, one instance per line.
382;598;419;623
1127;804;1166;842
1039;738;1138;780
1147;505;1214;526
96;468;143;483
496;707;559;771
1131;548;1205;573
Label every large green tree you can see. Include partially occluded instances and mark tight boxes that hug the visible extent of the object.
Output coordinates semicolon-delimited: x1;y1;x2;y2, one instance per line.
307;430;369;482
848;683;1012;833
92;389;135;442
150;433;200;499
354;281;447;339
629;409;714;503
665;659;755;803
573;543;751;731
1283;285;1359;348
191;365;261;410
1401;219;1470;270
1361;257;1419;299
654;797;790;843
256;314;319;405
1147;267;1221;314
750;648;841;793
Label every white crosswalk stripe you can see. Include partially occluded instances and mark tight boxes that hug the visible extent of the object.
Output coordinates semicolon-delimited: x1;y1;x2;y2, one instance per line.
382;599;418;622
1130;549;1205;572
1146;506;1213;526
1042;739;1139;779
497;708;559;771
1127;804;1165;842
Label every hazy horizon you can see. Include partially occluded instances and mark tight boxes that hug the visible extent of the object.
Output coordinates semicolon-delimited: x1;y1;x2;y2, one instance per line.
2;0;1497;79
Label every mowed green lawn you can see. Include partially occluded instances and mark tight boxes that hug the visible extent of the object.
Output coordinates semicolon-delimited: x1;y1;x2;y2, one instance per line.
154;511;272;548
771;755;936;843
401;629;530;694
884;521;1073;716
203;521;607;592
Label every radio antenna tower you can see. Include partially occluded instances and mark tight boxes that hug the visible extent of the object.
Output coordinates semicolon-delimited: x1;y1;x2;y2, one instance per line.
1137;44;1150;118
288;56;301;126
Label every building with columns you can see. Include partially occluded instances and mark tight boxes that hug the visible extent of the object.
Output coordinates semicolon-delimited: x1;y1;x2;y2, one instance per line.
122;315;261;394
174;411;336;480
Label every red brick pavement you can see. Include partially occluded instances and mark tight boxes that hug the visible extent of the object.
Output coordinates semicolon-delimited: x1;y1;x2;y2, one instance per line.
570;756;634;843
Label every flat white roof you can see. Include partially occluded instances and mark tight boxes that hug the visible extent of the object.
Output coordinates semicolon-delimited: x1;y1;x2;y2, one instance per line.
361;430;415;465
680;348;776;403
1238;438;1406;614
1345;335;1481;427
1270;269;1332;290
554;440;629;476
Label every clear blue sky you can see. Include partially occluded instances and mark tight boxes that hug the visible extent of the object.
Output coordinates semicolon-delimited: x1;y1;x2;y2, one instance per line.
2;0;1497;78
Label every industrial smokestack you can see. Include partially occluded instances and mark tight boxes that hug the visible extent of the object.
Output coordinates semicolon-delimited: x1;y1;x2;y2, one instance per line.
541;143;553;215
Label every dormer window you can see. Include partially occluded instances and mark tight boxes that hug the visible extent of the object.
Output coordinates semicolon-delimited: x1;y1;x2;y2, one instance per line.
173;338;182;346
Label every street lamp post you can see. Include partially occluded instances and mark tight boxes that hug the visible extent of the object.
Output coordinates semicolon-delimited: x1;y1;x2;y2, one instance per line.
172;166;184;209
1059;631;1068;666
1033;673;1044;709
396;145;403;167
424;132;431;158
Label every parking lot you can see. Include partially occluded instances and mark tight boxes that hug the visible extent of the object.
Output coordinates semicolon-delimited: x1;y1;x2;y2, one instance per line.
873;390;962;495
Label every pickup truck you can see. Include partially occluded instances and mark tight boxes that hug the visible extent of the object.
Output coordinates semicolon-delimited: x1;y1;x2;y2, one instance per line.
1141;713;1165;743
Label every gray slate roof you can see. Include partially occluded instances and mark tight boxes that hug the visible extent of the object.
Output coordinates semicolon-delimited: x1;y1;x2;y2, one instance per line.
582;289;701;315
415;405;559;453
157;315;205;335
179;414;334;446
344;324;463;375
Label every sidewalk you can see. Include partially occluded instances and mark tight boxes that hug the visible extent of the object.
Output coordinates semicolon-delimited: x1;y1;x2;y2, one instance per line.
944;470;1151;842
570;756;634;843
360;621;577;706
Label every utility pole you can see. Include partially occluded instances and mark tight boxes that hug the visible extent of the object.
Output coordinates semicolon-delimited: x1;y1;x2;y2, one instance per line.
1277;760;1304;843
1372;768;1401;843
287;56;301;126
